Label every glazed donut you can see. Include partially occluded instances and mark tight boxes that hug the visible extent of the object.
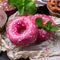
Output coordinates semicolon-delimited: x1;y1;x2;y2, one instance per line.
6;16;37;47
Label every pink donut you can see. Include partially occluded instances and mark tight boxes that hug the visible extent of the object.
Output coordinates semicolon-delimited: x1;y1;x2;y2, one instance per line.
28;14;55;42
6;16;37;47
28;14;55;25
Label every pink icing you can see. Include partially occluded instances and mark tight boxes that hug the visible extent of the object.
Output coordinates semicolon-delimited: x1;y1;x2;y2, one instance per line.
6;16;38;47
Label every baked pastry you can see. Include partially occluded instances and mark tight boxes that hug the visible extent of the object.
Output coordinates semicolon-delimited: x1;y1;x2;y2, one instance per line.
47;0;60;17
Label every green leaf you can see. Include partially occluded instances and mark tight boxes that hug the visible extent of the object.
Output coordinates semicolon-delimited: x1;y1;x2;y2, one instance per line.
25;0;31;4
44;21;58;32
18;6;25;15
15;0;25;6
35;18;43;28
25;1;37;14
50;26;58;32
8;0;37;15
8;0;15;5
44;21;52;31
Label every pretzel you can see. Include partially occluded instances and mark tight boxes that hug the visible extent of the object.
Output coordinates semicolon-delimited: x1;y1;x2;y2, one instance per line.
47;0;60;17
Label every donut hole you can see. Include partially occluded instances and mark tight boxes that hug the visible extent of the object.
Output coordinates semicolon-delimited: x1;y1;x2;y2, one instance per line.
17;23;26;34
